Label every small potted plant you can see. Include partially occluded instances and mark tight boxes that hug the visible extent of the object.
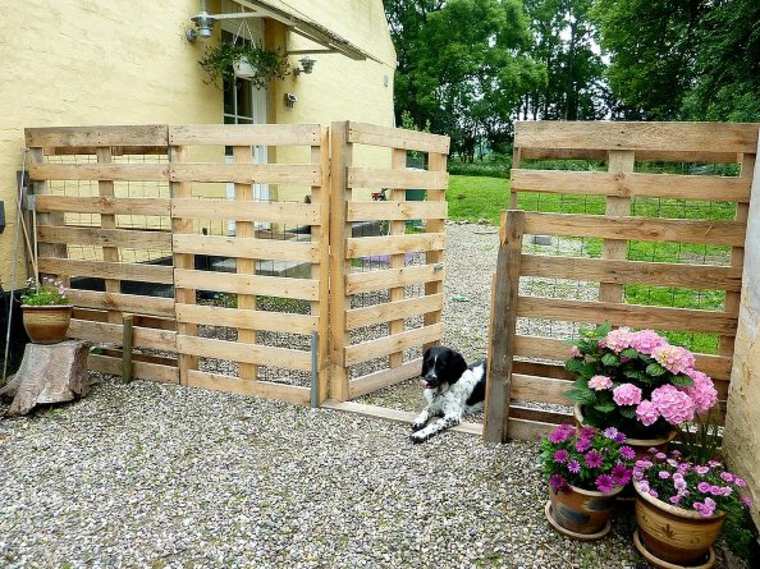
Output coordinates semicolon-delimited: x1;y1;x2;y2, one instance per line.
541;423;635;540
632;449;753;567
199;41;289;90
21;277;71;344
565;324;719;453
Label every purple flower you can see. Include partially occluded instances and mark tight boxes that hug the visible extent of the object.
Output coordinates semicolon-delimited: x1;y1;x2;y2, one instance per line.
549;474;567;492
658;470;670;480
735;477;747;488
693;497;717;517
720;472;735;483
709;485;722;496
619;446;636;461
575;438;592;453
635;459;653;470
718;486;733;497
669;495;682;505
585;450;603;469
695;466;710;476
579;426;596;440
595;474;616;494
648;489;659;498
548;424;574;444
602;427;620;441
741;495;753;508
553;449;569;464
697;481;711;493
611;463;632;486
638;481;650;493
655;452;667;461
567;459;581;474
633;469;645;481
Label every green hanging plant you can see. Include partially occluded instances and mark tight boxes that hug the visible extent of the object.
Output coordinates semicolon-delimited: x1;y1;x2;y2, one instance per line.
199;41;290;90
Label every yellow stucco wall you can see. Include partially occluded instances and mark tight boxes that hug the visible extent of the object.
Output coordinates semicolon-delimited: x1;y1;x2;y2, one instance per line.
0;0;395;285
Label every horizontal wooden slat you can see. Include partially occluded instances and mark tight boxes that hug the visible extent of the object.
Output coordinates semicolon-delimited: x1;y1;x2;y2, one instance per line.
25;125;168;148
39;258;173;284
66;289;175;318
513;335;732;383
177;335;310;370
511;169;751;202
344;323;444;366
173;234;318;262
174;269;318;301
168;124;320;146
511;374;571;406
88;353;178;383
35;196;170;216
517;296;737;334
187;370;310;405
346;294;443;329
345;264;445;295
509;405;573;426
506;417;558;441
515;121;759;154
520;255;742;291
175;303;317;334
348;358;423;399
347;122;450;154
346;233;446;258
347;201;448;222
170;163;319;185
29;163;169;181
519;147;740;164
68;319;176;351
523;212;746;246
38;225;172;249
171;198;319;225
348;167;448;190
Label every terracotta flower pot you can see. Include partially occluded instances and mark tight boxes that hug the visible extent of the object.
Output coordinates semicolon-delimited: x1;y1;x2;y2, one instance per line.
546;483;623;539
574;404;676;457
634;481;725;567
22;304;72;344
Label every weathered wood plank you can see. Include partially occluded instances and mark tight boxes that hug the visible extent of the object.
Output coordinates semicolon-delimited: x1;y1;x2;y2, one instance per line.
168;124;320;146
68;319;176;351
172;234;318;262
174;269;319;301
511;169;751;202
39;258;173;284
345;264;444;295
346;294;443;330
347;122;450;154
346;233;446;258
344;323;444;366
171;198;319;225
29;162;169;181
346;200;448;222
348;358;423;399
519;147;740;164
511;374;571;406
35;195;170;216
25;125;168;148
170;163;319;185
600;150;634;303
186;370;310;405
65;289;174;318
176;335;311;370
523;212;746;246
348;167;448;190
175;303;317;334
38;225;172;249
519;255;742;291
88;353;178;384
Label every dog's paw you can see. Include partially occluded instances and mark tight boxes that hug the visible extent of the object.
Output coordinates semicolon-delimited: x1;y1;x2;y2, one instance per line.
410;431;428;444
411;421;425;432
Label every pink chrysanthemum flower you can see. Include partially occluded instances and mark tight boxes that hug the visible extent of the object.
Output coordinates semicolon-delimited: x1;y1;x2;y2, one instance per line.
553;449;569;464
636;400;660;426
612;383;642;406
652;344;696;375
684;369;718;414
611;463;631;486
549;474;567;492
629;329;667;355
652;384;696;425
548;424;574;444
595;474;616;494
588;375;613;391
584;450;603;469
567;459;581;474
603;327;633;353
620;446;636;460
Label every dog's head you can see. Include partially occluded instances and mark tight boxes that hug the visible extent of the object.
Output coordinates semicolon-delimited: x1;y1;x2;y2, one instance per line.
420;346;468;390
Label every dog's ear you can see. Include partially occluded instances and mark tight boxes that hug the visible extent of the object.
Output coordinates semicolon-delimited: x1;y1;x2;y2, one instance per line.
445;351;468;384
421;348;433;376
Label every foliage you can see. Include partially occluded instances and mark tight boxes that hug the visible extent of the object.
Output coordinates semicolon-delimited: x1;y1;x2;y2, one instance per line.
565;324;718;437
199;41;289;90
20;277;69;306
540;423;635;493
676;409;723;466
448;155;511;178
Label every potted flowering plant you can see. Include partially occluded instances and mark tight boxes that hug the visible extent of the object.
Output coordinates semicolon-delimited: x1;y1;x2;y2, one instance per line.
21;277;71;344
632;449;753;567
565;324;718;450
541;423;635;539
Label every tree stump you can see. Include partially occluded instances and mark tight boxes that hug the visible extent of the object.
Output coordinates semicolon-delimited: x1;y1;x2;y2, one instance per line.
0;340;90;416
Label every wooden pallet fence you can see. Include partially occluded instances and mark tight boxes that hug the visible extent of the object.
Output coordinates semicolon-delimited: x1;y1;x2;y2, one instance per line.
483;121;757;443
26;125;177;384
330;121;450;401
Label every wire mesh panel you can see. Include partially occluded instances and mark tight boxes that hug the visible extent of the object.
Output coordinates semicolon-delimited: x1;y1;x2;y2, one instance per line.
168;124;329;405
25;125;178;383
484;121;757;442
329;121;450;401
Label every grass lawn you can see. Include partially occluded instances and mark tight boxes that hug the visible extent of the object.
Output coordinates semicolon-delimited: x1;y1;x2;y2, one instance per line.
446;174;736;354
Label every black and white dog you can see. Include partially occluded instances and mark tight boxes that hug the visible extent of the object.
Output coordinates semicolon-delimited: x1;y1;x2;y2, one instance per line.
410;346;486;443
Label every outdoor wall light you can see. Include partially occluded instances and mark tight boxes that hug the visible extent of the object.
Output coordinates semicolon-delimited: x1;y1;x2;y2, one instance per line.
186;9;216;43
293;57;316;76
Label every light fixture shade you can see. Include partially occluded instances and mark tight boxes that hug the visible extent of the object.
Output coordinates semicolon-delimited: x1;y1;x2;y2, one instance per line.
299;57;316;74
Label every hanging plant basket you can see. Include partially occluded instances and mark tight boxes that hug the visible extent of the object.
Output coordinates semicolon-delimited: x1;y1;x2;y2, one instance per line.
199;41;289;90
233;57;257;79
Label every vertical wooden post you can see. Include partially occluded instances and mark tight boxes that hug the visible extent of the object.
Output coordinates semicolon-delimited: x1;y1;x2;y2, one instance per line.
233;145;257;381
510;146;522;209
170;144;196;385
483;209;525;443
328;121;351;401
720;152;755;356
122;313;134;383
312;127;331;403
388;148;407;367
423;151;447;350
96;147;121;324
29;147;68;283
600;150;634;303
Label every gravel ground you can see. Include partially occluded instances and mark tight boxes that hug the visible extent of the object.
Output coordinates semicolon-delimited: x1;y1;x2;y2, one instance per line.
0;376;650;569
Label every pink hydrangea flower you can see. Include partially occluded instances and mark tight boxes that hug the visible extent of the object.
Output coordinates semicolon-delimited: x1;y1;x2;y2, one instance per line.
651;384;696;425
588;375;613;391
569;345;582;358
629;329;667;355
604;327;633;352
636;400;660;426
652;344;696;375
684;369;718;414
612;383;642;406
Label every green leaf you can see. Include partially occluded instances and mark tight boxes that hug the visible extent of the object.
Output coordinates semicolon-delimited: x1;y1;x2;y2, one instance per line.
596;322;612;337
593;401;616;414
601;353;620;367
621;348;639;360
670;374;694;387
619;406;636;419
646;363;667;377
623;369;643;380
